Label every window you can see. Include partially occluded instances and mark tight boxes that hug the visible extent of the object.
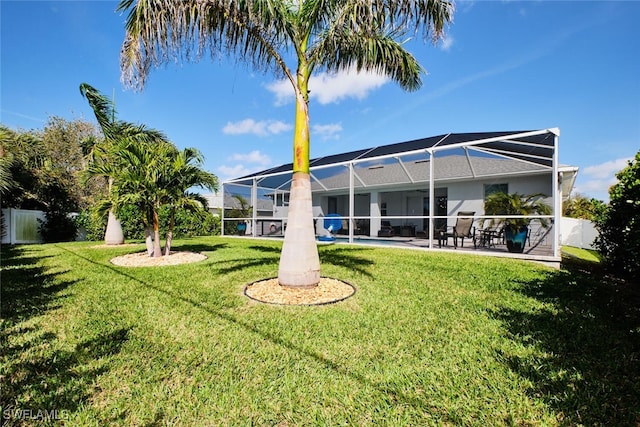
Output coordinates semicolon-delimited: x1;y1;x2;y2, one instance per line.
484;183;508;199
381;202;387;216
276;193;290;206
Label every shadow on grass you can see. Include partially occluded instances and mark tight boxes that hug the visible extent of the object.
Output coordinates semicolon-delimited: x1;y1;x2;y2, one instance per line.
494;259;640;425
214;244;375;278
212;256;281;275
1;246;76;323
170;242;228;254
1;245;129;420
319;246;374;278
1;328;131;420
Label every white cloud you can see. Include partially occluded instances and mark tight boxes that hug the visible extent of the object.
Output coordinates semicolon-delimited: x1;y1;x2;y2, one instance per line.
222;118;292;137
266;66;389;106
573;157;632;201
582;158;631;180
228;150;272;166
312;123;342;140
440;35;454;51
265;80;293;106
574;178;616;195
457;0;476;13
217;164;254;180
218;150;273;181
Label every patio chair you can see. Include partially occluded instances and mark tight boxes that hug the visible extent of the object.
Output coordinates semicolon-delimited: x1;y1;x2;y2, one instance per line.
475;219;503;248
438;211;476;249
377;220;395;237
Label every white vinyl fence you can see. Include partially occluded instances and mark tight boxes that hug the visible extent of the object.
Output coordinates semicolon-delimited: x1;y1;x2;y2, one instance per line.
561;217;598;250
1;208;46;244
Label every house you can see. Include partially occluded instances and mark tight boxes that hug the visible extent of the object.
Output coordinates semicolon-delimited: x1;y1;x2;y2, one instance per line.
222;129;578;261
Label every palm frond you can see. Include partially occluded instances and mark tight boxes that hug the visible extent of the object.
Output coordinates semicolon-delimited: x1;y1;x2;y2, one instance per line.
118;0;292;89
79;83;118;139
313;27;423;90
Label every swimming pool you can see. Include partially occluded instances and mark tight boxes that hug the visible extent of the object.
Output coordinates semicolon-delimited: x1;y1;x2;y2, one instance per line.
330;236;431;249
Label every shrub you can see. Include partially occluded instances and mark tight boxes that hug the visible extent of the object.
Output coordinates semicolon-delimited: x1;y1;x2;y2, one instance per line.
75;205;220;242
39;210;78;243
37;177;78;243
595;151;640;283
563;193;607;222
73;209;105;241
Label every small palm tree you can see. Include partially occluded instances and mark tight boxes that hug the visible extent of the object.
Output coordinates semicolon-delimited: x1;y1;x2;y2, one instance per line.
104;139;218;257
117;0;454;286
161;147;218;255
116;138;175;257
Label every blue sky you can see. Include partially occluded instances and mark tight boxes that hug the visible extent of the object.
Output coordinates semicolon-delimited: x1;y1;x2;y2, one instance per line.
1;1;638;201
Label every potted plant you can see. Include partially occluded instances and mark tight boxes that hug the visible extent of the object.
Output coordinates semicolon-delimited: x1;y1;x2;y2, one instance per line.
483;191;552;253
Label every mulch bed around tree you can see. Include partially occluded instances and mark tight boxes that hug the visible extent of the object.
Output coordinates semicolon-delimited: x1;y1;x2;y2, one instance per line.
110;251;207;267
245;277;356;306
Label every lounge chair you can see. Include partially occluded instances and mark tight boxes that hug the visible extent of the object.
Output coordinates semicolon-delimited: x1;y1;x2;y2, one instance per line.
438;211;476;248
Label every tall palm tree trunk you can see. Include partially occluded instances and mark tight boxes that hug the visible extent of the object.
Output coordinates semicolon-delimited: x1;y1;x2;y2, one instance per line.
278;70;320;288
104;177;125;245
105;210;125;245
278;172;320;287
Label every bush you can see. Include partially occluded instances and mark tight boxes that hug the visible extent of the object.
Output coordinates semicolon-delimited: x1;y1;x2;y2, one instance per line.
39;210;78;243
563;193;607;222
595;151;640;283
37;177;78;243
75;205;220;242
169;208;220;237
73;209;106;242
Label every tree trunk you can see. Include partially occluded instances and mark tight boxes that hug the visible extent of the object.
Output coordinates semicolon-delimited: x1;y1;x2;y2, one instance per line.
144;225;154;256
104;210;125;245
277;57;320;287
278;172;320;287
164;211;174;256
152;209;162;258
164;230;173;256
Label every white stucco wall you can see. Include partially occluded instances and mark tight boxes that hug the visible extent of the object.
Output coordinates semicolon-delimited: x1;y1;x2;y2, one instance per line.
445;174;552;226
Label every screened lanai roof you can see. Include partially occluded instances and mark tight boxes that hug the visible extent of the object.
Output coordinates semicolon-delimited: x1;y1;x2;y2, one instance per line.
226;129;560;191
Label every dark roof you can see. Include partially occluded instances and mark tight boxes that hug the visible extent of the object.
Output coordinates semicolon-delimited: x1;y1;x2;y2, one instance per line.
309;155;547;191
228;129;558;187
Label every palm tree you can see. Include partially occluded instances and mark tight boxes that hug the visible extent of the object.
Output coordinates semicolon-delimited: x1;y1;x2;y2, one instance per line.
104;139;218;257
160;147;218;255
80;83;169;245
0;125;46;208
107;138;173;257
117;0;454;287
80;83;126;244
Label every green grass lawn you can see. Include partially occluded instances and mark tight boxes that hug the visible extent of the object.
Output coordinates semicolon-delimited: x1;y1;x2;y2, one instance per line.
561;246;601;263
2;237;638;426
